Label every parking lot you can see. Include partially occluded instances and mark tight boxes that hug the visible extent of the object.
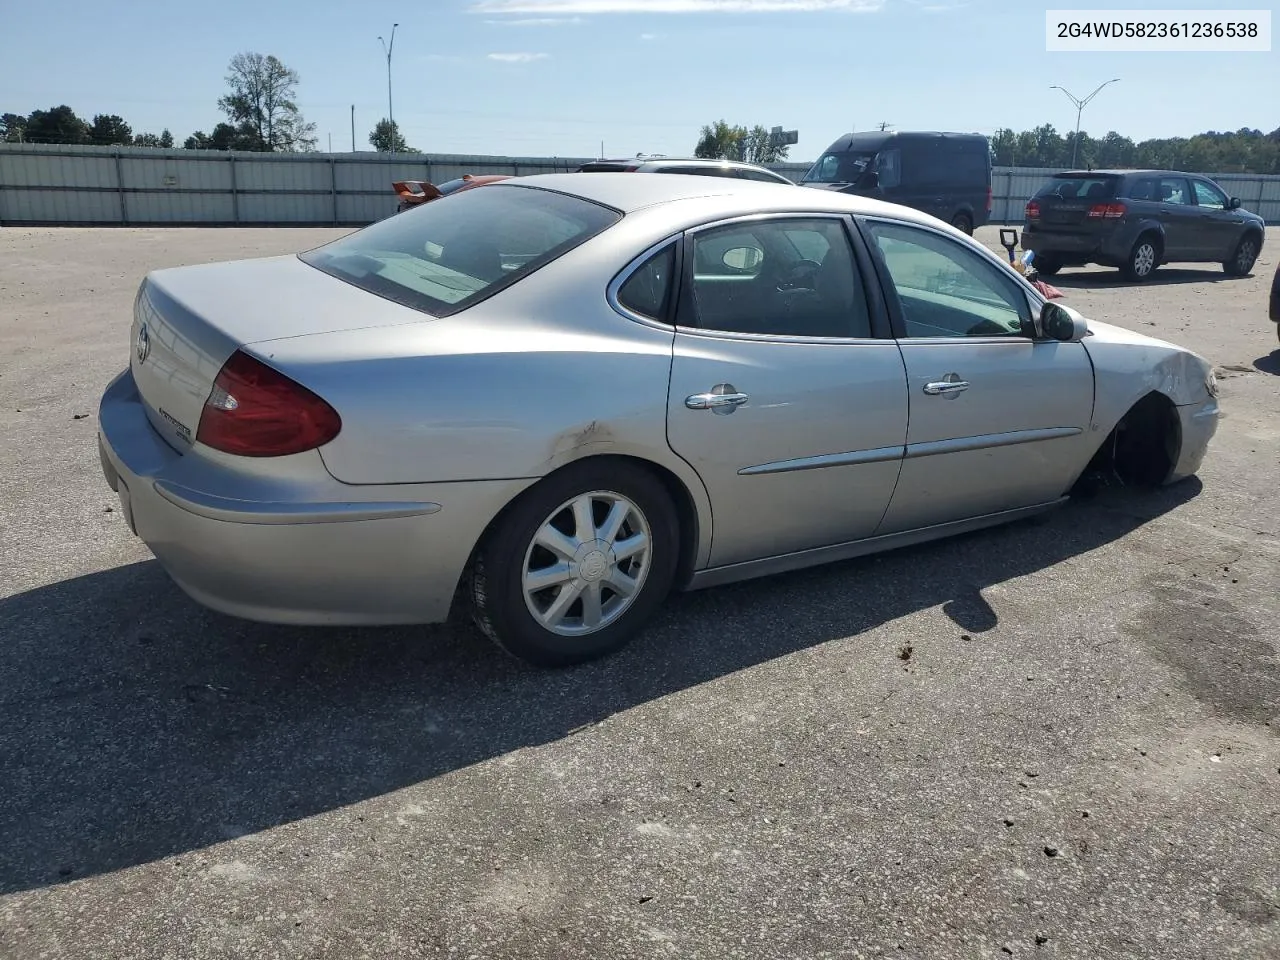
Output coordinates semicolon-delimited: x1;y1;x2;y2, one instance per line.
1;223;1278;959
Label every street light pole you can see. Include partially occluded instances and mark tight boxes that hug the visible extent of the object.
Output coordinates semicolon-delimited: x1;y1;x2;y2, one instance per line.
1050;78;1120;168
377;23;399;159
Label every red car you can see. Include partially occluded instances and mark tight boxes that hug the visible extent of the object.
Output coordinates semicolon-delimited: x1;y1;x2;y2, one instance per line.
393;174;510;213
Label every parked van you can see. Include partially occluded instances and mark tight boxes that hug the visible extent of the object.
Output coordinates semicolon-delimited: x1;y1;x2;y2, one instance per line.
798;131;992;234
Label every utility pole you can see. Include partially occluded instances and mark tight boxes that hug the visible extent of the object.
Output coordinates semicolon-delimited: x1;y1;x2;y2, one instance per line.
378;23;399;159
350;105;355;152
1050;78;1120;168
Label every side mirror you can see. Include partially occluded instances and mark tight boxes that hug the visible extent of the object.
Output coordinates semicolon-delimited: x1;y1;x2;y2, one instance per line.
1228;196;1242;210
1038;300;1089;342
856;169;879;189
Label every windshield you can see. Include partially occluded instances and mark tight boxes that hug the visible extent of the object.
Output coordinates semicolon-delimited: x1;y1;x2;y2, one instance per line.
802;150;877;184
300;184;621;317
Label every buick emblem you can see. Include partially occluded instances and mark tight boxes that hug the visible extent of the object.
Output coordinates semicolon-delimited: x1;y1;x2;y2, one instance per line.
135;323;151;363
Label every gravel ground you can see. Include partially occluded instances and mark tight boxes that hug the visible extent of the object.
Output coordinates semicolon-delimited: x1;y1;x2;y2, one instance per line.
1;224;1277;960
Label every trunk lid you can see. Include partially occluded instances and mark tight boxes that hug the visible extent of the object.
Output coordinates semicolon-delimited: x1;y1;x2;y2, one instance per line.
128;254;424;454
1028;173;1122;230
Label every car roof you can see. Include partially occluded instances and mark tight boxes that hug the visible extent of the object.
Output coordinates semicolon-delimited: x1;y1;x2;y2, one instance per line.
1052;168;1208;178
495;171;929;220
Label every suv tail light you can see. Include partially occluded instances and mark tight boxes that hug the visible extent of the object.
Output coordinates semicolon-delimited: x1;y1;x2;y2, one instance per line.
1025;200;1041;220
1088;202;1127;219
986;185;993;212
196;350;341;457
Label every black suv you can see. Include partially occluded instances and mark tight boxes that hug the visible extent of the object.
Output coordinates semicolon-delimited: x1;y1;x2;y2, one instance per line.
576;156;794;184
1021;169;1265;281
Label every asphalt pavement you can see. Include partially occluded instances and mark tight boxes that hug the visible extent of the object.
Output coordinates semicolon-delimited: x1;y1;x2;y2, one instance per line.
1;224;1277;960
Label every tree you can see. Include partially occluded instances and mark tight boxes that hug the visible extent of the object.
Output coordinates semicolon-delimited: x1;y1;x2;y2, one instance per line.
215;52;317;152
369;118;414;153
184;122;251;150
89;114;133;146
23;105;89;144
694;119;790;164
695;119;746;161
0;113;26;142
131;129;173;148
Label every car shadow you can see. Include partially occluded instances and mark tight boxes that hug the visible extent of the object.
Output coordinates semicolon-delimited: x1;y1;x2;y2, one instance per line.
1046;267;1236;290
0;481;1207;895
1254;350;1280;375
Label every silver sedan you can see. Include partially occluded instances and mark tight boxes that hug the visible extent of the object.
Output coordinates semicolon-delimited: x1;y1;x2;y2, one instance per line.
97;173;1221;666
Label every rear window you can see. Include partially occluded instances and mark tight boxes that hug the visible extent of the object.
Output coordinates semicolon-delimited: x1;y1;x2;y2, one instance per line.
1034;175;1119;200
300;185;621;318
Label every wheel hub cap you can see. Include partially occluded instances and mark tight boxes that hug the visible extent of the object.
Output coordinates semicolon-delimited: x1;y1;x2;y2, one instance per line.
577;546;611;583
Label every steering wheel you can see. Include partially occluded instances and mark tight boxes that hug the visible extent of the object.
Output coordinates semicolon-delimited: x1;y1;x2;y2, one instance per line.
777;259;822;291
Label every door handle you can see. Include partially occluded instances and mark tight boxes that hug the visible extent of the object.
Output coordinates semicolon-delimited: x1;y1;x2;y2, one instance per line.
923;379;969;395
686;391;749;410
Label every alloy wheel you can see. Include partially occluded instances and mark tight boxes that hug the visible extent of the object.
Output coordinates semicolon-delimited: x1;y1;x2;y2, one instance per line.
521;490;652;637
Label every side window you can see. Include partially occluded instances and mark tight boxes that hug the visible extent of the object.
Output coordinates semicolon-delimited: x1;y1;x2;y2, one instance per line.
1126;178;1157;201
875;149;902;189
1192;179;1228;209
616;244;675;321
685;219;872;338
1158;177;1190;205
865;220;1029;339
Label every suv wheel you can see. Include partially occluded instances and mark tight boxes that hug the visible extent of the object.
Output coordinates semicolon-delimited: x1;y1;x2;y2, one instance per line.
951;212;973;235
1034;256;1062;276
1122;235;1160;282
1223;234;1260;276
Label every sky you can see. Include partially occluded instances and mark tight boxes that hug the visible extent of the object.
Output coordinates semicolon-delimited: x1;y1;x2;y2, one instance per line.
1;0;1276;162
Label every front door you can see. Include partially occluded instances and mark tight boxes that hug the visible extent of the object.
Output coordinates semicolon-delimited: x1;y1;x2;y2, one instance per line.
1189;177;1241;260
664;214;910;569
857;216;1096;534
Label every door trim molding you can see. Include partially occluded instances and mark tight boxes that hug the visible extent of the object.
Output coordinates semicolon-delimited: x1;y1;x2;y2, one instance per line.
905;426;1083;460
738;444;904;476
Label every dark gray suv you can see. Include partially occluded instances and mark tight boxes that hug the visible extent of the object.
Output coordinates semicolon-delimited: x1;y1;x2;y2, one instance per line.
1021;169;1265;281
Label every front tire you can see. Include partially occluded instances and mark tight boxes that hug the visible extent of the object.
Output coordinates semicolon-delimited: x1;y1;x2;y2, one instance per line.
468;460;679;667
1122;235;1160;282
951;212;973;235
1223;234;1260;276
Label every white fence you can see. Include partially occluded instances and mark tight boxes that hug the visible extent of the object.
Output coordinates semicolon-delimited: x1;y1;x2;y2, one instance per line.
2;143;1278;226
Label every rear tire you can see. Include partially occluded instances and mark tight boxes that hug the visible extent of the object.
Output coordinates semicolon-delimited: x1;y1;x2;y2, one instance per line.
951;212;973;235
1122;234;1160;282
468;459;679;668
1223;233;1260;276
1034;256;1062;276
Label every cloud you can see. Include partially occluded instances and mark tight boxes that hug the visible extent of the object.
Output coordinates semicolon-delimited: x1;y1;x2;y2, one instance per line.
640;32;659;38
472;0;884;14
484;16;585;23
487;51;552;61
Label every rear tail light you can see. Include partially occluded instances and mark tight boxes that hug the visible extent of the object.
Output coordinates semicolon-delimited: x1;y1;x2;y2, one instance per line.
986;185;993;212
196;349;341;457
1025;200;1041;220
1088;202;1127;219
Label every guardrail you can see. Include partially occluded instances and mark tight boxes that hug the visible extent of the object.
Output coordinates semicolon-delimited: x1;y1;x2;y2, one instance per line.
2;143;1277;226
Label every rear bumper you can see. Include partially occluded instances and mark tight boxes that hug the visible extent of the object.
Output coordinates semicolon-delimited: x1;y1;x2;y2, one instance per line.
97;367;533;626
1021;224;1130;264
1168;395;1221;484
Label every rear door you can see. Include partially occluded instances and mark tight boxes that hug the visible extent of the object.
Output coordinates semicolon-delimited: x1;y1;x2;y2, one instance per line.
1152;175;1197;260
857;216;1095;533
663;213;910;568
